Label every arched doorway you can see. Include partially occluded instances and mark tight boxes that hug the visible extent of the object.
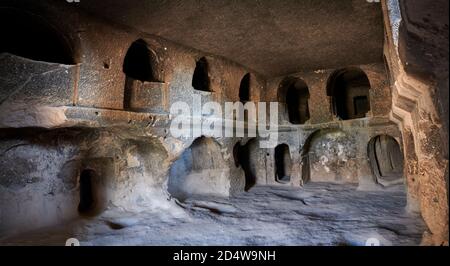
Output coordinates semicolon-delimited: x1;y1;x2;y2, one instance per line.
368;135;404;185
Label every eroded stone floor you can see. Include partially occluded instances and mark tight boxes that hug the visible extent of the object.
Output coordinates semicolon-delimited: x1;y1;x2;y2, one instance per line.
0;183;426;246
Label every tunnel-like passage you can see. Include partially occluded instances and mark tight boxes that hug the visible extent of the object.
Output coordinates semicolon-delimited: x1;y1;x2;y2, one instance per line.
327;67;371;120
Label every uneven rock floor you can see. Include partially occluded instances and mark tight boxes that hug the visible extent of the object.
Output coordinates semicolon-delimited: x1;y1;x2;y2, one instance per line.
0;183;426;246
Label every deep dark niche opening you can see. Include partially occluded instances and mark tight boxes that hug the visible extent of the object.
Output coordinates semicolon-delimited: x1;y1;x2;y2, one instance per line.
353;95;369;117
123;39;156;82
368;135;404;182
0;8;74;64
327;67;371;120
279;77;310;124
275;144;292;184
239;73;251;103
286;80;310;124
192;57;211;92
78;169;96;215
234;141;257;191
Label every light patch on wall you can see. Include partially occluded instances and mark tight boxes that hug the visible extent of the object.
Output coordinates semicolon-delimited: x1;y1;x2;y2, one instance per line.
319;156;331;173
0;104;67;128
126;148;141;168
387;0;402;47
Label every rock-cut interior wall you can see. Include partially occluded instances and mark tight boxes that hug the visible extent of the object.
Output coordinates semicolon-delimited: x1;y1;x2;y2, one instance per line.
0;0;447;246
382;0;449;245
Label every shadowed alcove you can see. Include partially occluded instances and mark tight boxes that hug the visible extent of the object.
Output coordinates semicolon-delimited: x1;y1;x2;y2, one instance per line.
368;135;404;185
327;67;371;120
123;39;159;109
123;39;157;82
239;73;251;103
168;136;229;200
0;8;74;64
192;57;211;92
274;144;292;184
78;169;96;216
233;139;257;191
278;77;310;124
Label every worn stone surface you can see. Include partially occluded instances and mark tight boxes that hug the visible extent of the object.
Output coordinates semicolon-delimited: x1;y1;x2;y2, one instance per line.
382;0;449;245
0;184;425;246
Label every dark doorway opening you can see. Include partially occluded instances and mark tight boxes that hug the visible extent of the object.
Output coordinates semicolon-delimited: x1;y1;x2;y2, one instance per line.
234;140;257;191
0;8;74;64
192;57;211;92
327;68;371;120
275;144;292;184
78;169;96;215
